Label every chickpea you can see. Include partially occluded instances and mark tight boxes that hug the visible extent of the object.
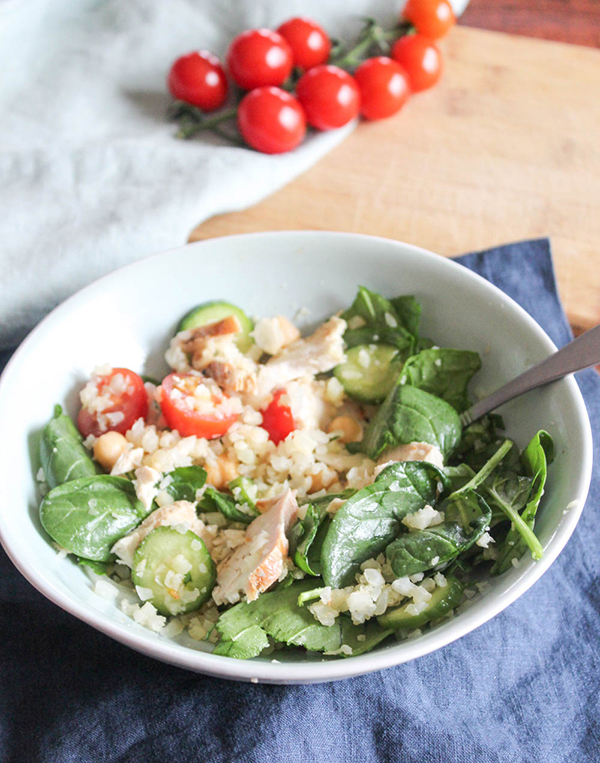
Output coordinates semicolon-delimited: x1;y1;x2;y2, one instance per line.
93;431;128;471
327;415;362;444
205;453;238;489
308;469;336;494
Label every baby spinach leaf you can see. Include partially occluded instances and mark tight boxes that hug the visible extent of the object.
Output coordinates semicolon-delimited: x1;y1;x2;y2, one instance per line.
341;286;416;352
492;431;554;574
357;384;462;461
443;464;476;493
389;295;421;338
199;487;258;524
398;349;482;413
452;414;506;472
228;477;258;513
161;465;206;503
77;558;110;575
40;405;100;489
321;461;446;588
40;475;149;562
386;490;492;577
212;625;270;660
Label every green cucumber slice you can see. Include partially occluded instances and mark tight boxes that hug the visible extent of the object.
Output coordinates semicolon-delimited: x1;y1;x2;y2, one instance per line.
334;344;402;403
177;300;254;352
376;575;464;631
131;526;216;616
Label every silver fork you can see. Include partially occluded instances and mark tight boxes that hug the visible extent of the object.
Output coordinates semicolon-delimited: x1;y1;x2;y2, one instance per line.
460;323;600;428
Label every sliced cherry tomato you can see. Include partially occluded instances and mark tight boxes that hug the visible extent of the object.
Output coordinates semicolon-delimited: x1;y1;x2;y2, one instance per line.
237;86;306;154
167;51;228;112
391;34;442;92
276;17;331;70
261;389;295;445
78;368;148;438
296;65;360;130
227;29;293;90
159;373;239;439
402;0;455;40
354;57;410;121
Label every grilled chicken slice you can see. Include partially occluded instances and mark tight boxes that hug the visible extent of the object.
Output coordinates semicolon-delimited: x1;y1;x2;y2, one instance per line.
212;489;299;605
376;441;444;473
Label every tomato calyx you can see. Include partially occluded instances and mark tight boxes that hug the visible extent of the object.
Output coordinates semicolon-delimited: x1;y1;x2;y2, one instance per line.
261;389;296;445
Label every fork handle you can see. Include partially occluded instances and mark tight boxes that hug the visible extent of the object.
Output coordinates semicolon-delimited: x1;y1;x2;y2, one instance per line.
462;323;600;426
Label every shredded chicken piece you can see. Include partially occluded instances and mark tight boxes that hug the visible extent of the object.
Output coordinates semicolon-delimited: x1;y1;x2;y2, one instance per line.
111;501;207;567
202;359;257;395
256;316;346;400
212;489;299;605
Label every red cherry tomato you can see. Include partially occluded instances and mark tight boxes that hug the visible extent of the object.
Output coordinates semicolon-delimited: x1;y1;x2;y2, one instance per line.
167;51;228;112
296;65;360;130
276;17;331;70
354;57;410;121
237;87;306;154
159;373;239;439
227;29;293;90
261;390;295;445
78;368;148;438
391;34;442;92
402;0;455;40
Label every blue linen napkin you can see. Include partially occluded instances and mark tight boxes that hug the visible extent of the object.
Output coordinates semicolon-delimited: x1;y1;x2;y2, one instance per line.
0;238;597;763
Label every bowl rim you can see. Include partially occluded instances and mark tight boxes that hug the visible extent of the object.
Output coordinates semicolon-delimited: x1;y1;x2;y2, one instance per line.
0;231;593;684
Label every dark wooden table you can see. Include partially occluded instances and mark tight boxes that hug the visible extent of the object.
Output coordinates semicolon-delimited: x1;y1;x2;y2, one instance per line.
460;0;600;48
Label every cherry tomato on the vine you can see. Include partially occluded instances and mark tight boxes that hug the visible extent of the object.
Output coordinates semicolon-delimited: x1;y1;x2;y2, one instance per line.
296;65;360;130
276;17;331;70
402;0;455;40
227;29;293;90
354;57;410;121
391;34;442;92
167;51;228;112
238;86;306;154
261;389;295;444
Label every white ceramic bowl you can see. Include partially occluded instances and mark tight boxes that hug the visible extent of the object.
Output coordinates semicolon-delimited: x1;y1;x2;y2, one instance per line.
0;232;592;684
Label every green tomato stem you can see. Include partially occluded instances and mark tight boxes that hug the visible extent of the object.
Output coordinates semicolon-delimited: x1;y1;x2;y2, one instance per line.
176;106;238;140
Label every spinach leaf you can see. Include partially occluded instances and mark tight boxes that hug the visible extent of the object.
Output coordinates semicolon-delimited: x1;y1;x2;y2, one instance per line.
398;349;482;413
228;477;258;513
389;295;421;338
492;431;554;574
40;405;100;489
339;618;393;657
443;464;476;493
40;475;149;562
199;487;258;524
452;413;505;471
341;287;416;352
77;558;110;575
356;384;462;461
321;461;446;588
386;490;492;577
160;466;206;503
212;625;270;660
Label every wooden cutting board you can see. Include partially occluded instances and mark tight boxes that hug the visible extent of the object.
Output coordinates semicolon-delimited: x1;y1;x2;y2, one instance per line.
190;26;600;334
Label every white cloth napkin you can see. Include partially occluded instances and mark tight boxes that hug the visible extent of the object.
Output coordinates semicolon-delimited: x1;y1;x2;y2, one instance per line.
0;0;466;349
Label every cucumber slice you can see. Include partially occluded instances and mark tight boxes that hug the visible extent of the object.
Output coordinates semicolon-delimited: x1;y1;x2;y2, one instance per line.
334;344;401;402
177;300;254;352
132;526;216;616
376;575;464;631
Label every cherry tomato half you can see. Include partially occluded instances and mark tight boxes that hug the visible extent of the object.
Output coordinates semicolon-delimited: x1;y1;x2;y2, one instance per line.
276;17;331;70
402;0;455;40
354;57;410;121
159;373;239;439
296;65;360;130
78;368;148;438
167;51;228;112
261;389;295;445
227;29;293;90
238;86;306;154
391;34;442;92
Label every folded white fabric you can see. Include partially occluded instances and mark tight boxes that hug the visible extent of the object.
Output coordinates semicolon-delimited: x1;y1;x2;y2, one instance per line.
0;0;466;349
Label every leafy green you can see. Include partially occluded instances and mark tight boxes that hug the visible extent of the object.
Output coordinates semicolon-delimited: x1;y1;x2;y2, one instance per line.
161;466;206;503
77;558;110;575
386;490;492;577
199;486;258;524
40;475;149;561
228;477;258;513
443;464;476;493
356;384;462;461
339;618;393;656
212;625;270;659
492;431;554;574
389;295;421;338
398;349;482;413
453;414;506;472
40;405;100;489
341;287;416;353
321;461;446;588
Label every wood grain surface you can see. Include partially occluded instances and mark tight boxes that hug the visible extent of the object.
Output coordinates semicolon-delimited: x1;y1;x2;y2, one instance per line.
461;0;600;48
190;26;600;333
